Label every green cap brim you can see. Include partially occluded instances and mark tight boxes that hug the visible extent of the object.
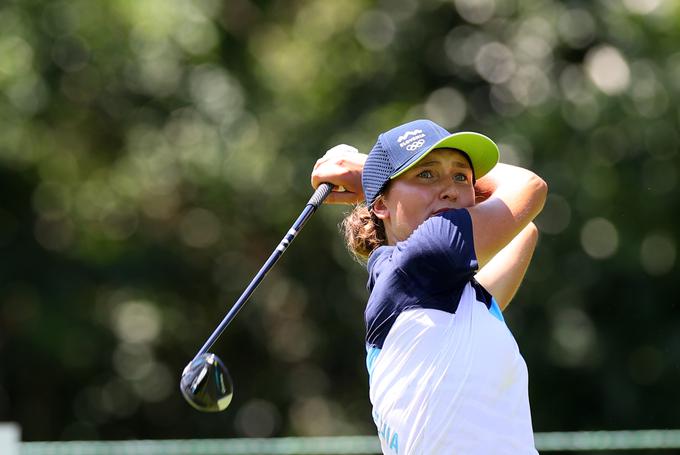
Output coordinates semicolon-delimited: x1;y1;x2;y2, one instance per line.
390;131;499;180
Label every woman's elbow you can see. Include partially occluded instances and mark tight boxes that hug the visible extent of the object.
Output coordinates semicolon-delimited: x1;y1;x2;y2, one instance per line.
538;175;548;199
525;222;539;248
529;174;548;215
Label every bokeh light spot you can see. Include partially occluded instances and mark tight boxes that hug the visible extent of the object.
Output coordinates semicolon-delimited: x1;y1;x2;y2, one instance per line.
289;396;344;436
580;217;619;259
235;399;281;437
623;0;664;14
130;362;173;403
496;135;533;167
475;42;516;84
0;35;34;79
445;27;490;69
355;11;395;51
178;208;222;248
508;65;552;107
34;217;74;251
6;74;49;114
424;87;467;129
113;300;162;344
189;65;244;124
585;45;631;95
287;364;330;398
640;232;676;275
630;61;669;118
51;36;89;72
174;19;218;56
33;181;71;220
549;307;597;367
557;8;595;49
454;0;496;25
99;379;139;418
535;194;571;235
113;343;154;381
560;65;591;103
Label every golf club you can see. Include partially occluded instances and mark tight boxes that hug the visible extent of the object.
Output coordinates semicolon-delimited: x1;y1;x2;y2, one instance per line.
180;144;359;412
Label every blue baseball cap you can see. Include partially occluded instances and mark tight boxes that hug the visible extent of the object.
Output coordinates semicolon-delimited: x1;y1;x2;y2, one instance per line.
362;119;500;207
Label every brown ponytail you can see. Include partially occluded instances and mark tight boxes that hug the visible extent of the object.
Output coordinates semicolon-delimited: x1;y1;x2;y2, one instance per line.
341;204;387;263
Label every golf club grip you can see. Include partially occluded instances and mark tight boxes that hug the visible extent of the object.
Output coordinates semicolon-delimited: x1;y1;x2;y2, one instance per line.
307;182;334;208
194;184;333;358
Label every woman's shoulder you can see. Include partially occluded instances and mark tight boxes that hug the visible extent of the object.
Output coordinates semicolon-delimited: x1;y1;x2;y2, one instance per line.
367;244;395;272
366;245;396;291
402;208;473;249
392;208;477;272
430;208;473;229
367;208;477;287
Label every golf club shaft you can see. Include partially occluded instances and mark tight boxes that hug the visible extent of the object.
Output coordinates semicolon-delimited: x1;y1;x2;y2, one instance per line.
194;183;335;358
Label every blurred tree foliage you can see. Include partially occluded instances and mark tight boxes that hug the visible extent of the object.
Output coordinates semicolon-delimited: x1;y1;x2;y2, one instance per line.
0;0;678;442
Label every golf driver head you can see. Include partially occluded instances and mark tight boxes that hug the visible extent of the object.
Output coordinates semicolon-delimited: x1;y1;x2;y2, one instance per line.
180;352;233;412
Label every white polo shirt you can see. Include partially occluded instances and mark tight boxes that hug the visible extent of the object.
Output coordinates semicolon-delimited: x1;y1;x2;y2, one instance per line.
364;209;537;455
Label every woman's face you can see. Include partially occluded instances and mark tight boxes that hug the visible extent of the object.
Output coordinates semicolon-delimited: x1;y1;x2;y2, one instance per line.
373;148;475;245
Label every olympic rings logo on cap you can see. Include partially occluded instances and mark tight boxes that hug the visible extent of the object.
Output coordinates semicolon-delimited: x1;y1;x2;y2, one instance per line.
406;139;425;151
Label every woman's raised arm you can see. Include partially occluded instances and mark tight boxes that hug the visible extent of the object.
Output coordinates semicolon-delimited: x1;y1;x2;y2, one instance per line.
467;163;547;267
475;222;538;310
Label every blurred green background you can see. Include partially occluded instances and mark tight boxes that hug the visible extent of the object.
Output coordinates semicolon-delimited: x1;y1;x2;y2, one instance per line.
0;0;678;443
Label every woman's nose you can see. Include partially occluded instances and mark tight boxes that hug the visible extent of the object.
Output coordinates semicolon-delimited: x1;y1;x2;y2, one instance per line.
440;181;458;200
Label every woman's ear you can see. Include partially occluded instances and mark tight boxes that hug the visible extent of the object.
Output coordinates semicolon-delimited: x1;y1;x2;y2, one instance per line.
372;195;390;221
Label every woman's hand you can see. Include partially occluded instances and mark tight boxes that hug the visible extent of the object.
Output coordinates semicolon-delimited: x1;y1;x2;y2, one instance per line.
311;145;367;204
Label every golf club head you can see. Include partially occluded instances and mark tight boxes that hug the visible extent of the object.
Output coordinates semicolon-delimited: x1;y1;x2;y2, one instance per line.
180;352;233;412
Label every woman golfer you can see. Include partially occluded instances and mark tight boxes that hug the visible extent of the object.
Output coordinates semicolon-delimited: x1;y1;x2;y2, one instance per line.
312;119;547;454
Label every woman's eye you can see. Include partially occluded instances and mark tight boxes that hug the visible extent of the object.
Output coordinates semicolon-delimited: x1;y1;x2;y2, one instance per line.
417;170;434;179
454;173;469;182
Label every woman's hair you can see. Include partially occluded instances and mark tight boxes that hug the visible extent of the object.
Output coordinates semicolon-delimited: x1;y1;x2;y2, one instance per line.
341;203;387;263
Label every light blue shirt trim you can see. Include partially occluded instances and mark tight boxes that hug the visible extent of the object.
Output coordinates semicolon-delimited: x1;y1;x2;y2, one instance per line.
489;297;504;322
366;346;381;376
